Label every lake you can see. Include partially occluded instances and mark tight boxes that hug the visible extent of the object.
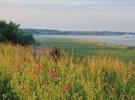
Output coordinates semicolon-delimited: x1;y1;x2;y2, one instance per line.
34;35;135;46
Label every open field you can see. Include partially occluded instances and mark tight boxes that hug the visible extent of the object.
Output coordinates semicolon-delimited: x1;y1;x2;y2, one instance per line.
36;37;135;63
0;43;135;99
1;0;135;99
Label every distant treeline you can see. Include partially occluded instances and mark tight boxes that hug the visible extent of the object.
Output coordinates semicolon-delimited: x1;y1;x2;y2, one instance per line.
22;28;135;36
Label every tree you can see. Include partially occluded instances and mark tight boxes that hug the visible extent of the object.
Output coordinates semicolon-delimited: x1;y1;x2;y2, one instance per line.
0;20;35;45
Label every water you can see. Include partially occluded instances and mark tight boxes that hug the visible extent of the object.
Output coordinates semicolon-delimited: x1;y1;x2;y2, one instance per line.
34;35;135;46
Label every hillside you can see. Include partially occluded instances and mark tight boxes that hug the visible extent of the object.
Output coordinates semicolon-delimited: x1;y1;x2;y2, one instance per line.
0;43;135;99
22;28;135;36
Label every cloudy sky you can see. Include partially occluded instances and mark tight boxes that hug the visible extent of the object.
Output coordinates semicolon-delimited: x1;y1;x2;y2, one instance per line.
0;0;135;32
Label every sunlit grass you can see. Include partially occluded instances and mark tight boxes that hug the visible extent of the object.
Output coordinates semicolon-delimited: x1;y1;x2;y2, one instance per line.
0;43;135;99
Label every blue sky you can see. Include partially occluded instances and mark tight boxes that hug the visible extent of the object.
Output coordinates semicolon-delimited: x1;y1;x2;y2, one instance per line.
0;0;135;32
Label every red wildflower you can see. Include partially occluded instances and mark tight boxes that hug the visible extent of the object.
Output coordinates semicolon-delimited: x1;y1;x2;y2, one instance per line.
50;70;53;73
44;81;49;85
19;61;22;66
34;72;39;76
22;55;26;60
71;82;75;86
52;73;57;77
28;68;33;72
50;69;57;73
35;65;40;69
63;85;70;90
40;66;44;71
24;88;28;92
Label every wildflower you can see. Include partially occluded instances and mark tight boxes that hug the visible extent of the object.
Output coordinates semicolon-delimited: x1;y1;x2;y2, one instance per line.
52;73;57;77
28;68;33;72
40;66;44;71
34;72;39;76
35;65;40;69
44;81;49;85
24;88;28;93
63;85;70;90
19;61;22;66
71;82;75;86
22;55;26;60
50;69;57;73
50;70;53;73
17;61;22;68
41;68;44;71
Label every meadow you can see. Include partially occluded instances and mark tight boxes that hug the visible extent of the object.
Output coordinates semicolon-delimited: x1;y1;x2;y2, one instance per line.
0;40;135;99
36;37;135;62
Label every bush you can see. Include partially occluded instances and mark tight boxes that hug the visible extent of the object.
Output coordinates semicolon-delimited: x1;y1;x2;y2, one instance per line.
0;20;35;45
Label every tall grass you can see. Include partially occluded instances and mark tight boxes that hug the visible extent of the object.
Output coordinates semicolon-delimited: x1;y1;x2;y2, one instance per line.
0;43;135;100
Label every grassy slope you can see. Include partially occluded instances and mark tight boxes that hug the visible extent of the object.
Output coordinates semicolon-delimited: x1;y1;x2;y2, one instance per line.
36;38;135;62
0;43;135;99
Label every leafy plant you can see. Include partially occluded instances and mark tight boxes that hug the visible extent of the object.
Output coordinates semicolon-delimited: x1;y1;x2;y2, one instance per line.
0;20;35;45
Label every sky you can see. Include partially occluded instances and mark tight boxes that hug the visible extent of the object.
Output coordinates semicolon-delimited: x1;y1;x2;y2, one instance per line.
0;0;135;32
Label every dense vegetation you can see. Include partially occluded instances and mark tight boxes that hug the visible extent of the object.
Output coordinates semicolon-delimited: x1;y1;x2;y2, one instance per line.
0;20;35;45
0;43;135;99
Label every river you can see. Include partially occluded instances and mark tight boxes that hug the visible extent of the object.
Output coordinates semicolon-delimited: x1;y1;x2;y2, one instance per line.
34;35;135;46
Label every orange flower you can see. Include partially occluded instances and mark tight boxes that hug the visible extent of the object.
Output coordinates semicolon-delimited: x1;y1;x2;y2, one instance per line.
44;81;49;85
17;61;22;68
24;88;28;92
34;72;39;76
63;85;70;90
28;68;33;72
71;82;75;86
52;73;57;77
19;61;22;65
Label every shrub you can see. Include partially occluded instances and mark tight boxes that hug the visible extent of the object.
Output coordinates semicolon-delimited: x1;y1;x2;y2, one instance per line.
0;20;35;45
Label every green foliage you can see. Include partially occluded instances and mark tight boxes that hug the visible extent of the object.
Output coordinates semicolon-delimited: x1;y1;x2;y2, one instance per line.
0;20;35;45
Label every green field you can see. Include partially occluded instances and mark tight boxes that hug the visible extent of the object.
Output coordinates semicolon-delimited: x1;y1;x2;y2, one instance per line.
35;37;135;63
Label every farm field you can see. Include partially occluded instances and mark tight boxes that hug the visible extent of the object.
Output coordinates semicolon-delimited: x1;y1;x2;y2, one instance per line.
0;43;135;99
35;37;135;63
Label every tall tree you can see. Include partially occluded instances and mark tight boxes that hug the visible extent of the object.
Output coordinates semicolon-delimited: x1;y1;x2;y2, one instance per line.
0;20;35;45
